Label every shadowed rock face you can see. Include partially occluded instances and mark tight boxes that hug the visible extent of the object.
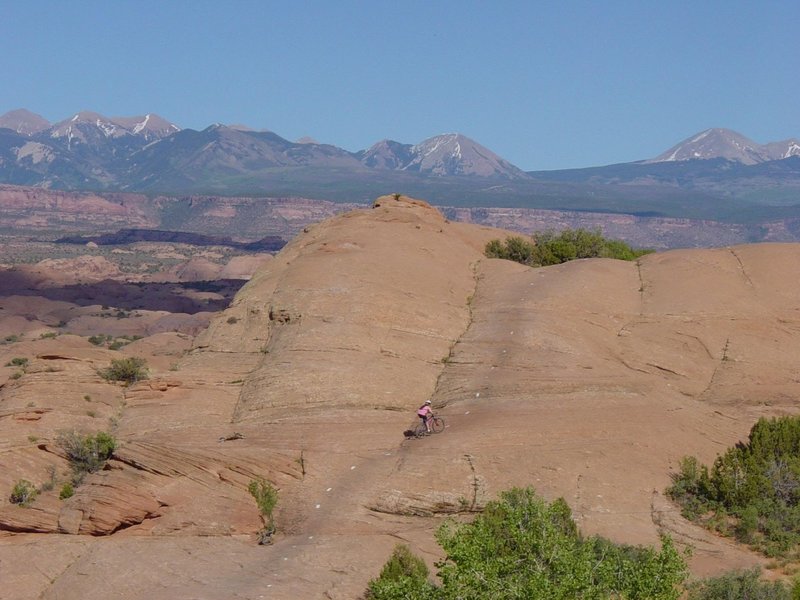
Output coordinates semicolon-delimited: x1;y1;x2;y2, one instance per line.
3;195;800;598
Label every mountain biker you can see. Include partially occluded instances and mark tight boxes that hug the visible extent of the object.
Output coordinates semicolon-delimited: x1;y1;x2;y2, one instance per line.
417;400;434;434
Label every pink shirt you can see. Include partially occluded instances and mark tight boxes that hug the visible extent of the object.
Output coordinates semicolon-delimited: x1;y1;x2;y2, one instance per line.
417;405;432;417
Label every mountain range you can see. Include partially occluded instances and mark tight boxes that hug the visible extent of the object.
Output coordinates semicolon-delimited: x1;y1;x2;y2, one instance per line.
1;108;800;220
0;109;524;189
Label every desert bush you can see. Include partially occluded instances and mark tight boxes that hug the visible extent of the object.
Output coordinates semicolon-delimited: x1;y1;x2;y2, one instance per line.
668;415;800;559
485;228;652;267
9;480;38;505
5;357;28;367
248;477;278;528
40;465;56;492
367;487;687;599
88;334;112;346
59;482;74;500
366;544;434;599
56;430;116;483
101;357;148;383
226;316;239;324
686;567;795;599
249;477;278;544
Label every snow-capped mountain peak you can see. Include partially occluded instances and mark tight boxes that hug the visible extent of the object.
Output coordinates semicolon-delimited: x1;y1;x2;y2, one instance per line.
43;111;181;148
650;128;800;165
404;133;527;178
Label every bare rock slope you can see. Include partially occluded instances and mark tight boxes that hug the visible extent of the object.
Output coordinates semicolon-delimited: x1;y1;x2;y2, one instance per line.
2;195;800;598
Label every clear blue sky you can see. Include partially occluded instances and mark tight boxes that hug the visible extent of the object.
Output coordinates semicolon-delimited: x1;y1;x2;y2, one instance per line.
2;1;798;170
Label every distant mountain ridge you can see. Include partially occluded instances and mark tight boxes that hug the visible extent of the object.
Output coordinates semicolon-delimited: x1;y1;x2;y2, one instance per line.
0;109;529;193
358;133;526;178
1;110;800;220
649;128;800;165
0;109;51;135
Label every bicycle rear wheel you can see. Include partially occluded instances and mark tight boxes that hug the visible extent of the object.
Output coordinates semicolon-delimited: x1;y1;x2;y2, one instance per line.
431;417;445;433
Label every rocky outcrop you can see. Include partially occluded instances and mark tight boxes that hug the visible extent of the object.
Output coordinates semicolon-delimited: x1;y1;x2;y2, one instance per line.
210;195;498;418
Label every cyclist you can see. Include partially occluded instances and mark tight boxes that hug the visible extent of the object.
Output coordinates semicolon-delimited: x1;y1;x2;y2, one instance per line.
417;400;434;434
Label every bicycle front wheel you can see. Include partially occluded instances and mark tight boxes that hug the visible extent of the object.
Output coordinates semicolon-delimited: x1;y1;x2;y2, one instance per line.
431;417;445;433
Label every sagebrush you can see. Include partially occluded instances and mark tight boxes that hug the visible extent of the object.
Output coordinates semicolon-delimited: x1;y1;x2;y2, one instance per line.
9;479;38;505
101;357;148;383
56;430;117;483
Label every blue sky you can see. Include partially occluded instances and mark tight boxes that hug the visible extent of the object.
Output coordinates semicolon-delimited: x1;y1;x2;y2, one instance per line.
2;1;798;170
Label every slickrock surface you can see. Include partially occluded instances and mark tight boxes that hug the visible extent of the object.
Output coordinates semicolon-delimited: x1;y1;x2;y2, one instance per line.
2;195;800;598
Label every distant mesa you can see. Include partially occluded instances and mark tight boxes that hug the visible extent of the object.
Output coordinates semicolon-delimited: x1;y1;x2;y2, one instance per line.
55;228;286;252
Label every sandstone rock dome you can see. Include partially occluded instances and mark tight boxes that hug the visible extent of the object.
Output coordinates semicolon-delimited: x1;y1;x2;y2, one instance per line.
2;194;800;597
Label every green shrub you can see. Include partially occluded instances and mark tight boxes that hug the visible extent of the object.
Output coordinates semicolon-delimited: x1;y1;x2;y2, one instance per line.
101;357;148;383
485;228;653;267
248;478;278;522
5;357;28;367
249;477;278;544
88;334;108;346
668;415;800;559
686;567;791;599
9;480;38;505
368;487;687;599
56;430;117;483
59;482;74;500
366;544;434;599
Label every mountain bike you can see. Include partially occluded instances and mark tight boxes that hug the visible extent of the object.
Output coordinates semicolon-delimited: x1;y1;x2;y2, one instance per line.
414;416;445;438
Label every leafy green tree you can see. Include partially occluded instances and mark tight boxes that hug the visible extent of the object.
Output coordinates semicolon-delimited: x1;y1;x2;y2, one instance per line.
668;415;800;559
367;487;687;599
366;544;435;600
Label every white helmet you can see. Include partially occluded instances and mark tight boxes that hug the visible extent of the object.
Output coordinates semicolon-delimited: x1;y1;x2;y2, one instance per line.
425;400;432;405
